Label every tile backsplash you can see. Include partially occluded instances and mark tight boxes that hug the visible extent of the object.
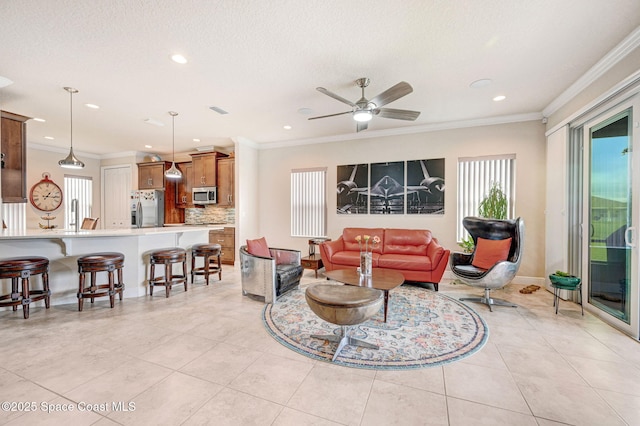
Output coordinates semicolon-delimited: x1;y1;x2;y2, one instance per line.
185;206;235;224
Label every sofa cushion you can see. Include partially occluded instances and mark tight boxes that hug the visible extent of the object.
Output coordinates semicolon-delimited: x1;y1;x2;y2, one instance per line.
383;229;431;255
246;237;271;258
379;254;431;271
332;251;380;268
472;237;512;270
342;228;385;253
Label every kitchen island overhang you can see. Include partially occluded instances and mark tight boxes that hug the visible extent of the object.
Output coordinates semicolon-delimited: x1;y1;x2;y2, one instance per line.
0;226;218;307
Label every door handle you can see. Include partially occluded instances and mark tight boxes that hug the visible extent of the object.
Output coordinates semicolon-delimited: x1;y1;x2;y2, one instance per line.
624;226;635;247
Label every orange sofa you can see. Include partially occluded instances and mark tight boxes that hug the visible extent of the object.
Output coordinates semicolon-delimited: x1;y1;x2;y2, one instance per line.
319;227;450;290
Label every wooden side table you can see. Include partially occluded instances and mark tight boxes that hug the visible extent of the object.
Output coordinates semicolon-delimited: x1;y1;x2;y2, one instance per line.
301;253;324;278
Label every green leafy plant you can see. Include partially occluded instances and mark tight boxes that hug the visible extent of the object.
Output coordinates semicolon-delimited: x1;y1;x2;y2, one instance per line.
478;182;508;219
458;236;475;253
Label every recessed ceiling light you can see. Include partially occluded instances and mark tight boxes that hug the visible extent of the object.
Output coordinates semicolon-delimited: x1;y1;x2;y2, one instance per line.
298;107;314;115
470;79;492;88
171;54;187;64
145;145;153;149
44;136;54;140
85;103;100;109
493;95;506;102
33;117;46;122
193;138;200;142
283;125;292;130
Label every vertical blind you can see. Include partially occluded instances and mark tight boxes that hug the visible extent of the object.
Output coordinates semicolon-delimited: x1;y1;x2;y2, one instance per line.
1;203;26;230
64;175;93;228
291;168;326;237
457;154;516;240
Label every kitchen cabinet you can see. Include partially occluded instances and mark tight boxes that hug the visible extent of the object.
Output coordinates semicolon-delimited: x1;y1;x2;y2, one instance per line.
191;152;225;187
1;111;29;203
209;227;235;265
137;161;183;224
176;162;193;208
217;157;234;207
138;162;167;190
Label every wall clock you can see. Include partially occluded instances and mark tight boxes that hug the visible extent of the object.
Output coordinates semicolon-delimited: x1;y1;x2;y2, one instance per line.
29;173;63;212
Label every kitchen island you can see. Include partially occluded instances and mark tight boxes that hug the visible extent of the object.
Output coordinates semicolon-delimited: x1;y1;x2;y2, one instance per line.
0;226;219;307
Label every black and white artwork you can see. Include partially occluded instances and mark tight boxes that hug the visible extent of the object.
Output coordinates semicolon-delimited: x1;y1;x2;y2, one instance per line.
370;161;405;214
406;158;445;214
336;164;368;214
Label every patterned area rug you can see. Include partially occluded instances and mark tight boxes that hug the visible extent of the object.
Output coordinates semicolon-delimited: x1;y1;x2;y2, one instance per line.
262;282;489;369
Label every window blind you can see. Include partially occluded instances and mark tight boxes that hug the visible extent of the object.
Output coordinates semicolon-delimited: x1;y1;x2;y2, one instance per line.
1;203;26;230
291;168;326;237
64;175;93;229
457;155;516;240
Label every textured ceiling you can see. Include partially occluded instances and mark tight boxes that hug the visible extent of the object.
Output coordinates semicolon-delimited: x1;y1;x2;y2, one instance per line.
0;0;639;157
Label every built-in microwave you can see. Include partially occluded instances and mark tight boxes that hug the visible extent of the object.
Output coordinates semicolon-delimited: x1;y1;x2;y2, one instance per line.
192;187;217;205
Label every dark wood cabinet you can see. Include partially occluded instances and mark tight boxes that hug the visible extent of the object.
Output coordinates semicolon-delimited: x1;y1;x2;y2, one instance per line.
217;157;234;207
1;111;29;203
209;227;235;264
191;152;225;187
176;162;193;208
138;162;167;190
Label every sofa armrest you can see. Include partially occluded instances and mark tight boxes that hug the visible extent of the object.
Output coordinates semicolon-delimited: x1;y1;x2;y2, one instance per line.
427;239;451;285
270;248;301;266
320;238;343;258
319;238;344;272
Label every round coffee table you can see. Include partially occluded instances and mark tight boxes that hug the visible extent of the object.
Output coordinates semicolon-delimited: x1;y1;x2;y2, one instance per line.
324;268;405;322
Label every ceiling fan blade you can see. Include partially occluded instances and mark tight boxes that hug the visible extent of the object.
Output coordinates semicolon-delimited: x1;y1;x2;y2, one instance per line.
374;107;421;121
316;87;357;107
308;111;352;120
356;121;369;132
369;81;413;108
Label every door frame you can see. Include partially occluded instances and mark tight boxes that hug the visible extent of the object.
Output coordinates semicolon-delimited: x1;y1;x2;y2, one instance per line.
580;96;639;339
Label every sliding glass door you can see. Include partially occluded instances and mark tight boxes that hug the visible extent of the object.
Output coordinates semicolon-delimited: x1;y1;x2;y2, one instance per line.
582;100;639;338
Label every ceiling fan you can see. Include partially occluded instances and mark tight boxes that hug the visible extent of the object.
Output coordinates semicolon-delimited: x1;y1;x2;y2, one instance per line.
309;77;421;132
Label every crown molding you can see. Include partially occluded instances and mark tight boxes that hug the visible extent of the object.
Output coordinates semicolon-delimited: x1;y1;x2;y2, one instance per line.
257;112;543;150
27;142;100;159
543;26;640;118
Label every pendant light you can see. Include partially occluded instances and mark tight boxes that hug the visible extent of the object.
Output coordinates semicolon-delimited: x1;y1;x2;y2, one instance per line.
58;87;85;169
164;111;182;179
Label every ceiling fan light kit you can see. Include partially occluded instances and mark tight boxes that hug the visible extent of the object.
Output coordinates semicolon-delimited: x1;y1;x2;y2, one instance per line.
353;110;372;122
310;77;420;132
59;86;85;169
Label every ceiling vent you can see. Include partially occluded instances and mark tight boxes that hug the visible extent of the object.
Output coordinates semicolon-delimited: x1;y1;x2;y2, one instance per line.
209;106;229;115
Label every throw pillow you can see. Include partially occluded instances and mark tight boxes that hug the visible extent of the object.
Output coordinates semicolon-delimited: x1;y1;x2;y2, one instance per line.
471;237;512;270
247;237;271;258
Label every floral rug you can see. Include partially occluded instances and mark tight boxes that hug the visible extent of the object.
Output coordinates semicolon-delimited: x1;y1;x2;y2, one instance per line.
262;282;489;369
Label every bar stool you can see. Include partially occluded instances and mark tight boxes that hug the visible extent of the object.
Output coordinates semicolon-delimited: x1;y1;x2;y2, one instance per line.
77;252;125;311
149;248;187;298
190;243;222;285
0;256;51;319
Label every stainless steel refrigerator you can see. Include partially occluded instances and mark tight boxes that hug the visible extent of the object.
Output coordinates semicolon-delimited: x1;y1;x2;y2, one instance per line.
131;190;165;228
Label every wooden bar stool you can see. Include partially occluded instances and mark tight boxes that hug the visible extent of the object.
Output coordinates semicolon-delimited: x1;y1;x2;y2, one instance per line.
190;243;222;285
149;248;187;298
0;256;51;319
77;252;125;311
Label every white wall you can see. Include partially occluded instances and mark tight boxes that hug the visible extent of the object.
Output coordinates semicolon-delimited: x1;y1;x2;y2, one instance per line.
27;147;101;230
255;120;547;279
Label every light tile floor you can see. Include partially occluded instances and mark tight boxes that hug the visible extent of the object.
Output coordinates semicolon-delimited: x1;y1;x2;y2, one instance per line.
1;267;639;425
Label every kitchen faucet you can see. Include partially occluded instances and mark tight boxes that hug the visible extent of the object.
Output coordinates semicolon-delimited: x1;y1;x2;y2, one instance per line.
71;199;79;232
